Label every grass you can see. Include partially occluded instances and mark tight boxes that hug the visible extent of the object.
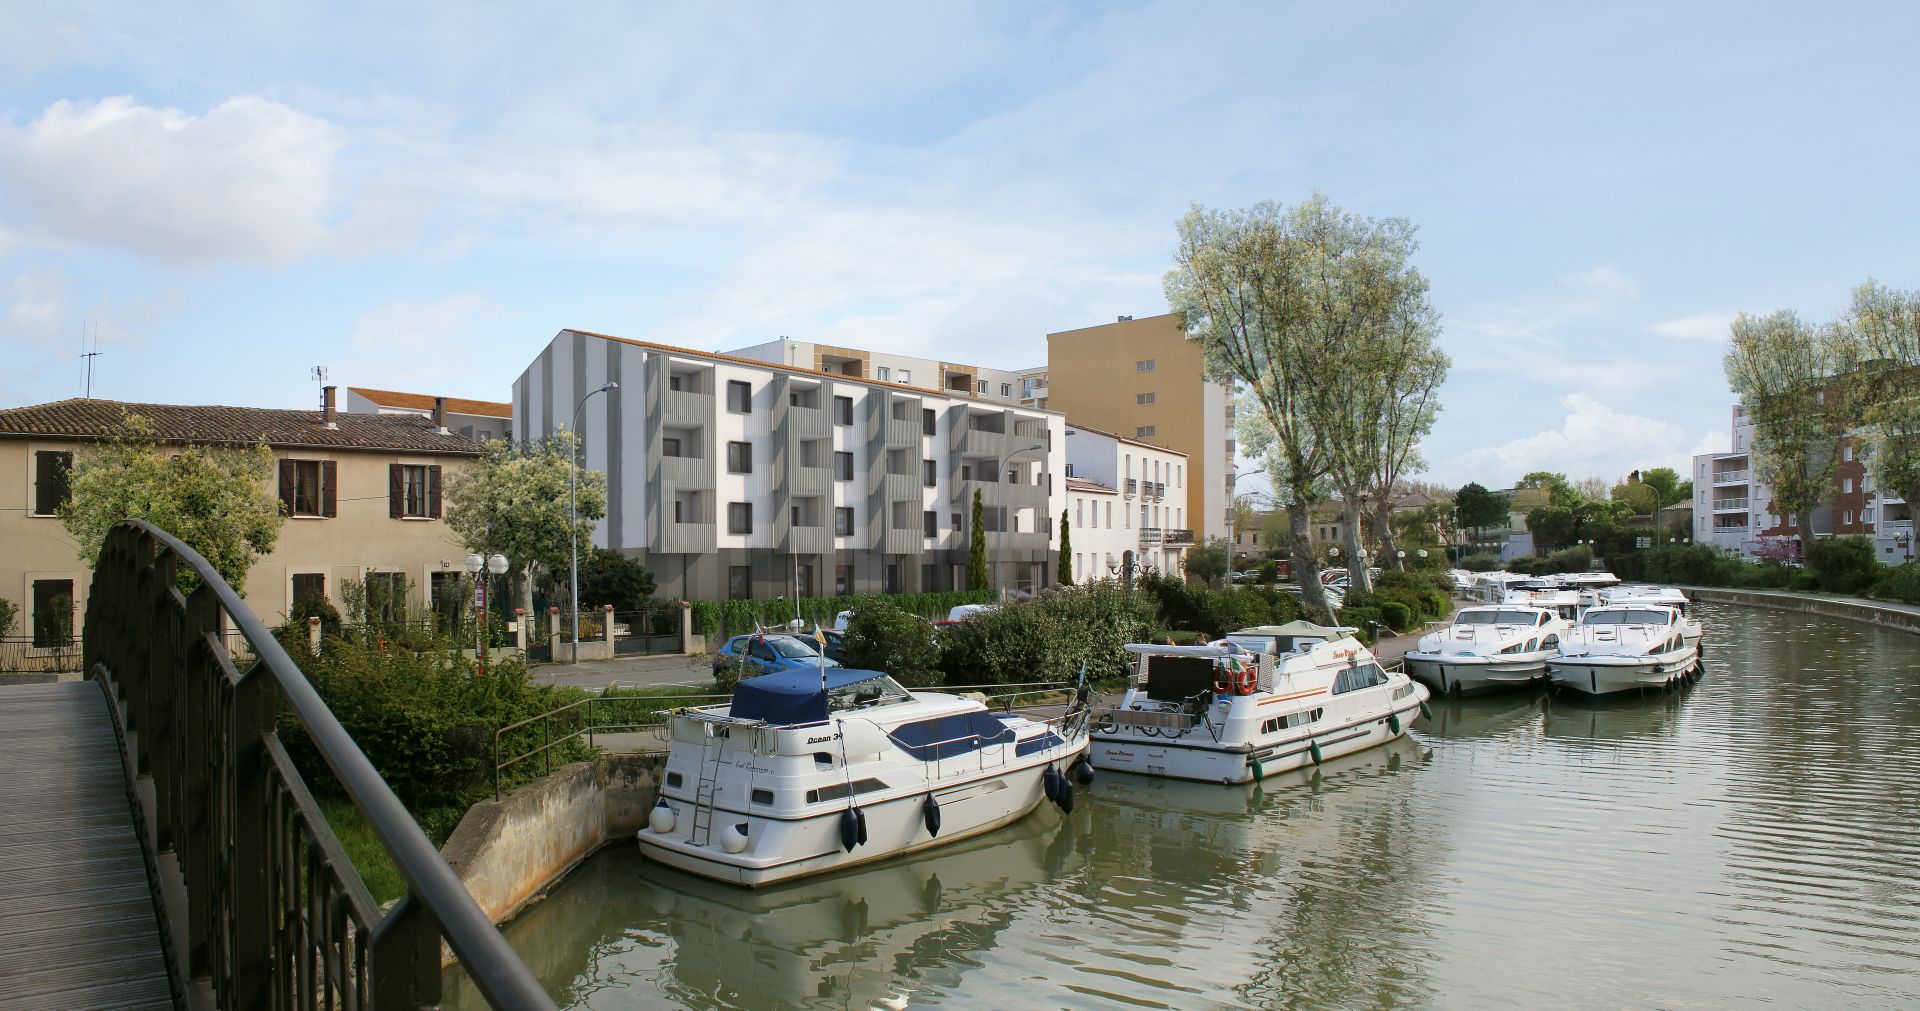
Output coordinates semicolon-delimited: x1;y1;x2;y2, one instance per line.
319;796;468;907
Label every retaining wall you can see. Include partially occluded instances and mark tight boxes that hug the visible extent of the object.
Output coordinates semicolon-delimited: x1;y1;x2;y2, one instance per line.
440;752;666;937
1686;586;1920;637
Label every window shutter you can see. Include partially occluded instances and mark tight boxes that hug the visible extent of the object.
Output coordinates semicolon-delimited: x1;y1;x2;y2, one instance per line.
278;460;296;516
322;461;338;517
428;465;443;518
388;464;403;518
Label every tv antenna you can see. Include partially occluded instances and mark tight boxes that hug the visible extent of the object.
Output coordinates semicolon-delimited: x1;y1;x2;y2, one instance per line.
310;365;329;411
79;322;102;399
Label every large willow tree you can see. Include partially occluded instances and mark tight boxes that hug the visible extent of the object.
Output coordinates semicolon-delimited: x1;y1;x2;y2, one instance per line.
1168;194;1442;617
1723;310;1854;558
1846;280;1920;518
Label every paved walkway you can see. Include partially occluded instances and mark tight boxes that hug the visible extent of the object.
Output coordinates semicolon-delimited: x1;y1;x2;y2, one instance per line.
530;651;716;690
0;682;173;1010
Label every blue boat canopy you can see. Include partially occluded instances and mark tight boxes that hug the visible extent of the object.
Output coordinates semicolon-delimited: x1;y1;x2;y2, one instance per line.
730;668;893;726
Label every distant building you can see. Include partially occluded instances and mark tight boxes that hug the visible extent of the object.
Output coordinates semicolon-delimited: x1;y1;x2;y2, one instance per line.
727;339;1034;407
1062;423;1190;581
0;388;481;638
346;387;513;442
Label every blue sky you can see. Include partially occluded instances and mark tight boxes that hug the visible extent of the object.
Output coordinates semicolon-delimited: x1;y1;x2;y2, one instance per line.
3;2;1916;489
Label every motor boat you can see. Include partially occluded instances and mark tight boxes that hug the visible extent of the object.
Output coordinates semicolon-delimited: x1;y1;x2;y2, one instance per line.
1598;585;1701;646
1547;604;1704;697
1501;584;1586;623
1401;605;1572;696
637;667;1092;887
1088;621;1429;785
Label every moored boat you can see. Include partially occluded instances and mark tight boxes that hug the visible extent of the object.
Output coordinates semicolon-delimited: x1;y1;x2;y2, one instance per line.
637;668;1092;887
1403;605;1572;696
1088;621;1429;785
1548;604;1704;697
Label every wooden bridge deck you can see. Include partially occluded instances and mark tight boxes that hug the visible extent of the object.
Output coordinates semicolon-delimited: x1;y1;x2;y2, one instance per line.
0;681;175;1010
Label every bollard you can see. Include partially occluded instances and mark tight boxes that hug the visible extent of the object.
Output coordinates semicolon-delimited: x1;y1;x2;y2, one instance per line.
513;608;527;653
603;604;615;646
680;599;694;655
307;615;321;656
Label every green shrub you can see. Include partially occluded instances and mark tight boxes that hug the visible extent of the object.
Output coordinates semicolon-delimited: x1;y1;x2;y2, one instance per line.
937;583;1158;689
1379;600;1414;633
0;595;14;637
1805;535;1880;595
576;548;658;611
1544;545;1594;573
1340;588;1383;610
1789;570;1821;592
842;599;943;686
1505;555;1549;575
284;586;343;639
712;654;754;694
1868;563;1920;604
1460;552;1500;572
1335;606;1382;644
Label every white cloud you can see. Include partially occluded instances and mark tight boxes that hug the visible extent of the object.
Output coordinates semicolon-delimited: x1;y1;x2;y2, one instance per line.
1650;311;1735;342
0;96;344;262
5;268;69;338
351;291;493;352
1446;392;1711;485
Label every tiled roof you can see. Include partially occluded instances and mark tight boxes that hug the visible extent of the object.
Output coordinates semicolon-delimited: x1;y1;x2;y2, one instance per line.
1067;477;1117;495
0;399;483;456
348;387;512;418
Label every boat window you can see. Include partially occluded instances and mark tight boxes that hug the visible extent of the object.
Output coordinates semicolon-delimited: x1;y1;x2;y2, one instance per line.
751;789;775;805
1583;608;1672;626
1458;610;1540;625
1262;708;1322;734
666;772;683;789
813;751;835;766
807;778;889;803
1392;684;1415;701
1541;634;1559;650
1331;663;1388;695
1537;612;1551;626
888;712;1017;761
826;674;912;713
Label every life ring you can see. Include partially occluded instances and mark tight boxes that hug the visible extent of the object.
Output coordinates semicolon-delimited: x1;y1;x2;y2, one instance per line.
1231;668;1258;696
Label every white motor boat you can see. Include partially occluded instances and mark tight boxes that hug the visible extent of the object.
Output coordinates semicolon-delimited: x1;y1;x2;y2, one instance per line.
1088;621;1429;785
1548;604;1705;697
1503;584;1587;622
637;668;1092;887
1402;605;1573;696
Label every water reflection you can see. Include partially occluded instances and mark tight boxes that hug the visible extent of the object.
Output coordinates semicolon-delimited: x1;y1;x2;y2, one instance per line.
461;603;1920;1009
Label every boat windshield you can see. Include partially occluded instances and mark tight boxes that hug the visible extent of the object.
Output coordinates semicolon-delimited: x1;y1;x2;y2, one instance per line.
826;674;912;713
1582;608;1671;626
1457;610;1538;625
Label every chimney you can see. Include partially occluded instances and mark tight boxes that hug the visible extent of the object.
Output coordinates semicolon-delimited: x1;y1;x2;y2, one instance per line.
1117;314;1133;322
322;385;338;429
432;396;449;434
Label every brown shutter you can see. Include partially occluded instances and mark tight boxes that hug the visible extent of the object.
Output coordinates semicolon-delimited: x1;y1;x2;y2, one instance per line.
389;464;403;518
321;460;338;517
428;465;443;518
277;460;295;515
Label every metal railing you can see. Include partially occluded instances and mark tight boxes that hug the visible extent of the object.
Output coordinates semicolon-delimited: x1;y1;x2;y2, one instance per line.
0;635;84;675
491;692;725;799
83;520;555;1010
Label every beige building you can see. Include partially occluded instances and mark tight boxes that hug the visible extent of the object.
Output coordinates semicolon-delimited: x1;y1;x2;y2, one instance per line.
1043;313;1232;543
0;390;481;646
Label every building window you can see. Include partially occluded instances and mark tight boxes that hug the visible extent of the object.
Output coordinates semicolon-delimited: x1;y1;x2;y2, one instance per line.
1136;392;1156;405
1136;426;1157;438
32;450;72;517
923;459;937;487
1844;445;1855;461
923;408;936;436
835;565;852;595
952;512;962;531
291;572;325;606
1105;502;1112;527
727;380;751;413
1000;383;1012;398
834;395;853;425
669;374;683;392
663;436;683;458
835;507;854;536
31;578;75;648
727;441;753;474
1843;477;1854;493
976;380;988;394
1844;509;1854;524
898;369;912;384
280;459;336;518
390;463;439;519
877;366;891;382
728;502;752;534
728;566;751;600
884;560;903;593
923;510;937;537
364;571;406;622
1136;359;1156;372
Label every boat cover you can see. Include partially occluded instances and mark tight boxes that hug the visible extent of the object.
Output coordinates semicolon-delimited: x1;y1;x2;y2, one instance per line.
730;668;891;726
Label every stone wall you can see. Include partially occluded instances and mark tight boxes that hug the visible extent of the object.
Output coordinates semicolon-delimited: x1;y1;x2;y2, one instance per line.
440;752;666;933
1687;587;1920;637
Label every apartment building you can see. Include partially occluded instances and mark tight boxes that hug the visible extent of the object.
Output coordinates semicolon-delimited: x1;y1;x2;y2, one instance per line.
346;387;513;442
0;391;481;644
1043;313;1232;544
1691;403;1912;560
728;338;1034;406
1062;424;1191;582
514;329;1066;601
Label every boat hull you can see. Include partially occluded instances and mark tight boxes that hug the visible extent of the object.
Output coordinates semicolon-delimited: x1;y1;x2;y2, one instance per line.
636;743;1086;887
1548;650;1700;697
1089;698;1425;785
1403;654;1551;696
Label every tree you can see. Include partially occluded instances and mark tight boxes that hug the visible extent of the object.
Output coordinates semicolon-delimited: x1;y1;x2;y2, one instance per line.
843;599;944;686
1724;309;1854;557
1611;478;1657;515
1639;467;1686;512
1518;471;1580;507
968;488;988;592
0;596;16;637
1574;475;1612;502
62;414;283;594
1454;481;1508;552
1170;195;1427;620
1846;279;1920;513
444;431;606;620
1183;536;1231;588
577;548;657;611
1057;509;1074;586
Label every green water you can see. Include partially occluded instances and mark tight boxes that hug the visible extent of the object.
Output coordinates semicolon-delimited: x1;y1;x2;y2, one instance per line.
448;603;1920;1009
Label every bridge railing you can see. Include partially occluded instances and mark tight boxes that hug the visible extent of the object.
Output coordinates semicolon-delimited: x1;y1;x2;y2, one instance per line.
83;520;555;1010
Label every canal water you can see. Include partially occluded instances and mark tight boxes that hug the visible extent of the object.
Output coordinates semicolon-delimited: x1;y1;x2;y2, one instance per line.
448;603;1920;1009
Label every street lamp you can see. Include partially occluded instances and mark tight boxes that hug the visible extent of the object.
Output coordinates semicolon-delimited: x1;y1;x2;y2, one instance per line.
464;552;485;668
993;442;1046;600
570;381;619;657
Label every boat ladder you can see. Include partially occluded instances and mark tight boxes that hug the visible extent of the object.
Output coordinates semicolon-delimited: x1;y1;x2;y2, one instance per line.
688;724;725;847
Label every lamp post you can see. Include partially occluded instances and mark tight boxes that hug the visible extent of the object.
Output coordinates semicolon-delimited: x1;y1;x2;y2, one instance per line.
993;442;1046;600
570;381;618;659
464;553;484;665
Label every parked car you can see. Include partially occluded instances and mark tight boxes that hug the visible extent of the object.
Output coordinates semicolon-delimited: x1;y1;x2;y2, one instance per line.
933;603;1000;628
712;633;840;678
820;628;849;664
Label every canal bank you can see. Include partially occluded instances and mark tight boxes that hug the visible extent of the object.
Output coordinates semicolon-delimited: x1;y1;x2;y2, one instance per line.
1683;585;1920;637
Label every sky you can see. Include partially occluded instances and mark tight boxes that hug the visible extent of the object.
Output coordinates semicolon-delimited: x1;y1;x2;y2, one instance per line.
3;1;1918;491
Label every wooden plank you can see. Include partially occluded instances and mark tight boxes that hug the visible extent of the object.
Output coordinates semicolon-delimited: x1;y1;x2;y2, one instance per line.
0;682;175;1010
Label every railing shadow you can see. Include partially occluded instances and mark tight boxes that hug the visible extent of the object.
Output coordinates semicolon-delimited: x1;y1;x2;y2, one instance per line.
83;520;555;1010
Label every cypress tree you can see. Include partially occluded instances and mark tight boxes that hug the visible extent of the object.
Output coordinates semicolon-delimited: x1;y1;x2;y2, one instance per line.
1058;508;1073;585
968;488;989;592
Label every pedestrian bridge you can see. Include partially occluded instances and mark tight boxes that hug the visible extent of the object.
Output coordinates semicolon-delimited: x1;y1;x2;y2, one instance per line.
0;521;554;1010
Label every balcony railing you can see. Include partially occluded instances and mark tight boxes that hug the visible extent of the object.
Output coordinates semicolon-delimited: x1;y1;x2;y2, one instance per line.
1712;471;1749;485
1712;499;1749;512
1140;527;1164;546
1163;528;1195;546
1124;479;1138;498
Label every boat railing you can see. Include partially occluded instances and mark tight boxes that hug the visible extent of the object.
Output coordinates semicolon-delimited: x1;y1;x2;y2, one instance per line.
1092;706;1201;736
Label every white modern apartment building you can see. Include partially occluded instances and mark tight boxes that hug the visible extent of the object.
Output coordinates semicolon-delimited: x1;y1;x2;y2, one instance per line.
1062;423;1192;582
345;387;513;442
514;329;1066;601
728;338;1036;406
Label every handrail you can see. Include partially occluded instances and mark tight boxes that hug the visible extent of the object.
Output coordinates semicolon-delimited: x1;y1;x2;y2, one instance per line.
491;692;727;799
83;520;556;1010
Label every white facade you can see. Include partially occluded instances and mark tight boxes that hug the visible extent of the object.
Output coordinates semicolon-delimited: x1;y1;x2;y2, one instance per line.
1691;404;1765;554
728;338;1033;406
516;330;1066;601
1063;424;1191;580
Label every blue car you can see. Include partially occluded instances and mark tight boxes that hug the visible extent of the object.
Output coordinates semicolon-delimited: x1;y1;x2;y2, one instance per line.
713;634;840;678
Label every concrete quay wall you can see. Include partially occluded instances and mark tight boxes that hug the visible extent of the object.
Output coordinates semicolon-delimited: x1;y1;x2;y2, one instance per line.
1685;586;1920;637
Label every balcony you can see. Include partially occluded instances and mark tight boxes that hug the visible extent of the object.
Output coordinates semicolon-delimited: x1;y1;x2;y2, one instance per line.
1712;499;1749;513
1124;479;1138;498
1712;471;1749;485
1163;528;1195;546
663;387;713;424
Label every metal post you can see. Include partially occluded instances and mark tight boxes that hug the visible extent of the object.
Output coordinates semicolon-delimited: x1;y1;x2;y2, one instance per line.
570;382;618;656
